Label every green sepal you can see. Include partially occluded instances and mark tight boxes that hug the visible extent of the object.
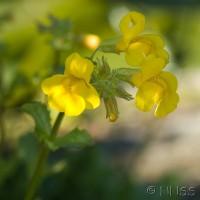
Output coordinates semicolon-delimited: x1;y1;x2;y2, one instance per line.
98;38;119;53
116;68;140;86
53;128;94;150
114;87;133;101
21;102;51;141
96;56;111;76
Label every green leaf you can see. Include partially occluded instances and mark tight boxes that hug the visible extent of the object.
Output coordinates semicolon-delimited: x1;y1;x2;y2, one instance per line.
55;128;94;149
98;38;119;53
21;102;51;141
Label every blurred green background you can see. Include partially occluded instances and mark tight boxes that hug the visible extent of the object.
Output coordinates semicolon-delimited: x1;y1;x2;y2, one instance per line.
1;0;200;199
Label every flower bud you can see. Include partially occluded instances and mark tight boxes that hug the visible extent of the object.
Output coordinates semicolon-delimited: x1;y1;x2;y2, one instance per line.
104;97;119;122
83;34;101;50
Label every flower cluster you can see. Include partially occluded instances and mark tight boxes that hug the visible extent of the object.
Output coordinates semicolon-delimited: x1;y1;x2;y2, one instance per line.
41;11;179;120
115;11;179;118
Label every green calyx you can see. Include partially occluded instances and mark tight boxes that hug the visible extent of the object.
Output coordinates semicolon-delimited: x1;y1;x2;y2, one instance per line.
92;56;133;100
91;56;137;122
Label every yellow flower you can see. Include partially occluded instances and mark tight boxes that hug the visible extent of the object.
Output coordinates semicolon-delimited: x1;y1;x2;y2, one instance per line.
41;53;100;116
116;11;168;67
132;58;179;117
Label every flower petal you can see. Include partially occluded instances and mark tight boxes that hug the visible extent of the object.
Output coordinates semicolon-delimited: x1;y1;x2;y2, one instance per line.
41;74;66;95
85;85;100;109
71;80;100;109
119;11;145;46
64;93;86;116
155;92;179;117
159;71;178;92
135;81;163;112
138;34;165;48
125;35;168;67
135;90;153;112
47;84;86;116
154;48;169;62
141;58;166;79
129;35;168;63
131;72;143;87
64;53;94;83
48;92;67;113
125;48;145;67
126;39;156;66
132;58;166;86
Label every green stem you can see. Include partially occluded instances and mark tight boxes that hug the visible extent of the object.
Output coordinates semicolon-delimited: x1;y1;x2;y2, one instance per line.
0;109;5;155
90;48;99;60
25;112;64;200
49;112;64;140
53;50;61;73
24;145;49;200
0;59;5;155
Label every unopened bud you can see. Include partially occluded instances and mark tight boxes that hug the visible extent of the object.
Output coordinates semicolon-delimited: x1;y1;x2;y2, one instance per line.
104;97;119;122
83;34;101;50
